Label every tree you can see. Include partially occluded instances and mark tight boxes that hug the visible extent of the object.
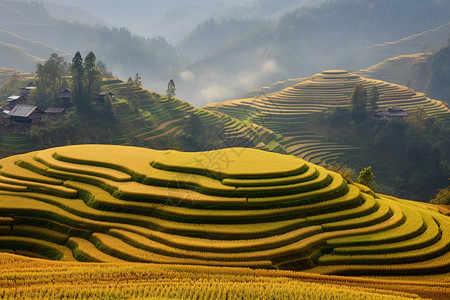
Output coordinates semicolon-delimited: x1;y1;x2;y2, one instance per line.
350;83;368;121
71;51;85;111
35;53;66;107
134;73;142;88
96;60;113;78
167;79;176;99
357;166;375;190
180;113;205;150
84;51;102;103
126;76;138;112
430;184;450;205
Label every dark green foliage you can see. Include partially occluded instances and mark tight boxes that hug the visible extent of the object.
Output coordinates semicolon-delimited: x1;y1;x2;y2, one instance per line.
350;84;368;121
309;107;450;201
71;51;85;111
430;185;450;205
35;53;67;107
83;51;101;103
357;166;375;190
179;113;206;151
29;108;119;149
134;73;142;88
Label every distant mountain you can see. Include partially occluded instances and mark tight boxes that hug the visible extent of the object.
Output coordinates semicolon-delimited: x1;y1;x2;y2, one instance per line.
0;0;183;89
175;0;450;105
353;22;450;69
0;29;68;59
41;0;258;43
41;1;112;27
0;41;42;72
356;53;431;91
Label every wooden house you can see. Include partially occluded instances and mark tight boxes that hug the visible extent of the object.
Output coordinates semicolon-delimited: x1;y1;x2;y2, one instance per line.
3;95;26;110
0;110;10;132
45;107;66;120
59;87;72;107
20;82;37;99
96;91;115;104
8;104;45;132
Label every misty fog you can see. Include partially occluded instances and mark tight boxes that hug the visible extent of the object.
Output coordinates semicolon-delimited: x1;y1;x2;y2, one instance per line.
0;0;449;106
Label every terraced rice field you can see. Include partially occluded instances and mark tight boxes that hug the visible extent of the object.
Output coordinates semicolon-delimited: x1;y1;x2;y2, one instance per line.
102;79;284;152
1;253;448;300
0;144;448;278
205;70;450;164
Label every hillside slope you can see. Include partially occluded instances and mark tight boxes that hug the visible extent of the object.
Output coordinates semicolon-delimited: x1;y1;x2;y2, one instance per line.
353;22;450;69
205;70;450;164
0;145;448;279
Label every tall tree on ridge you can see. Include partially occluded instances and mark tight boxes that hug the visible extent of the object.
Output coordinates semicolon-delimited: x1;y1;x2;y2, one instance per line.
71;51;85;111
84;51;102;103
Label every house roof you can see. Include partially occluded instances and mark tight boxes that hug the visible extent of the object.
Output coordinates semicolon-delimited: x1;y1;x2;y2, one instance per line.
6;95;21;102
383;107;408;117
45;107;65;114
59;87;71;93
98;91;115;96
9;105;43;118
0;110;10;119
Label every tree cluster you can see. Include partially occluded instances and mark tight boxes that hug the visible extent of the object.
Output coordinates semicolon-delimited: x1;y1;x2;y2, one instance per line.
34;52;109;111
70;51;103;112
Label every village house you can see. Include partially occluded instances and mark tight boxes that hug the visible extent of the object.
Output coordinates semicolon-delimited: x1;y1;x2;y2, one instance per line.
59;87;72;108
8;104;45;133
374;106;408;121
0;110;10;133
96;91;115;104
20;82;37;100
3;95;26;110
44;107;66;120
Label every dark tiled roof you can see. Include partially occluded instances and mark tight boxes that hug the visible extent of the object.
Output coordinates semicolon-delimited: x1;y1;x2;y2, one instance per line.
9;105;43;118
45;107;65;114
59;87;71;93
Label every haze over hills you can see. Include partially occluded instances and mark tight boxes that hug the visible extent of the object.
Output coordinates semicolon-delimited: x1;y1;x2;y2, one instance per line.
175;0;450;105
2;0;449;105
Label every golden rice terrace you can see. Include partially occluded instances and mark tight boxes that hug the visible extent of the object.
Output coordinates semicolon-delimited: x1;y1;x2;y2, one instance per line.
205;70;450;165
0;145;448;276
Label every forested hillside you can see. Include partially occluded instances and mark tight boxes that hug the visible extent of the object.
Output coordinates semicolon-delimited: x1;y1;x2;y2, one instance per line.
176;0;450;105
0;0;183;87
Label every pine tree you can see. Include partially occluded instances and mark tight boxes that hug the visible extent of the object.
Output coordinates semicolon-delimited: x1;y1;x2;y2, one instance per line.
167;79;176;99
134;73;142;88
369;85;379;112
84;51;101;103
71;51;84;111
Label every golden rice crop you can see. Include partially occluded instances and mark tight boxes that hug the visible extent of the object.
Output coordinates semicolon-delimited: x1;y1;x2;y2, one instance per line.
36;148;132;182
152;148;307;179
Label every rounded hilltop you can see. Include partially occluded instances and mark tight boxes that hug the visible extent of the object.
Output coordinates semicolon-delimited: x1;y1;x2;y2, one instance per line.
0;144;448;278
321;70;349;74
